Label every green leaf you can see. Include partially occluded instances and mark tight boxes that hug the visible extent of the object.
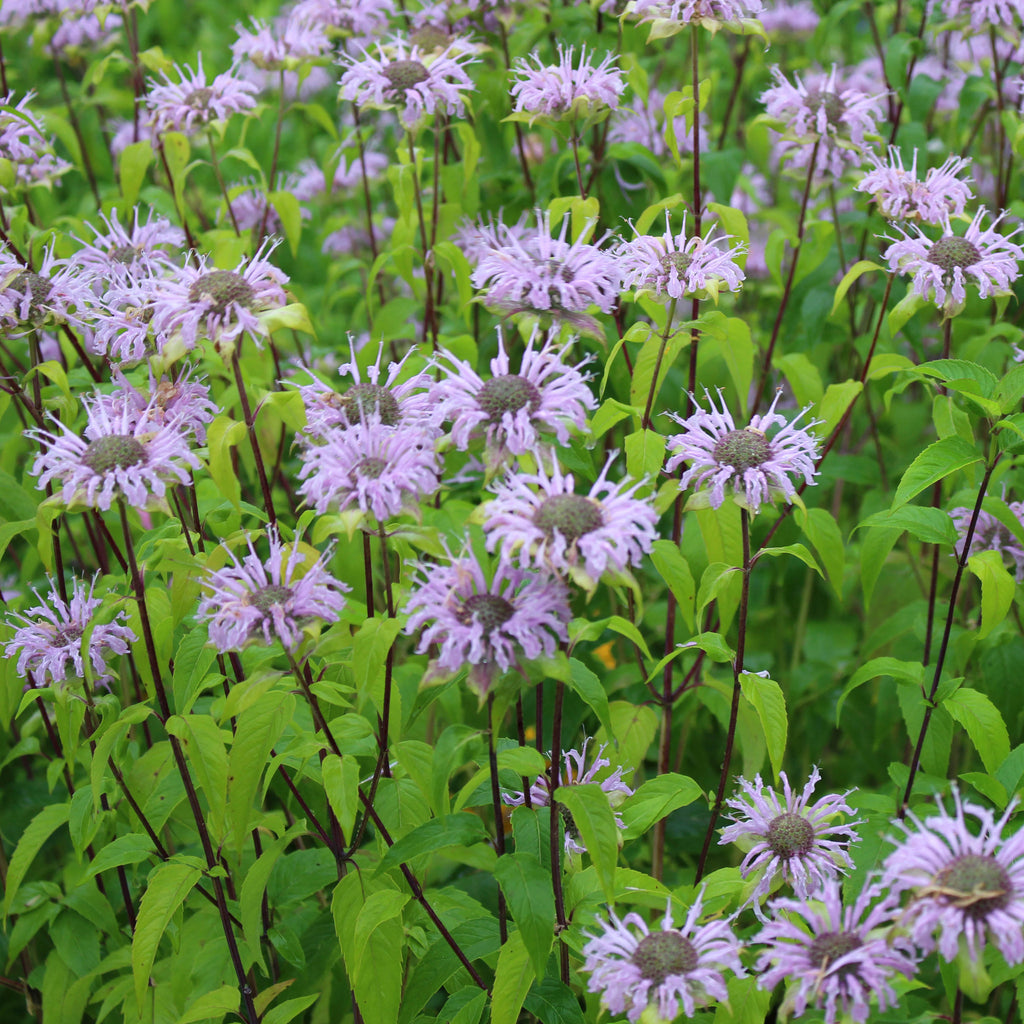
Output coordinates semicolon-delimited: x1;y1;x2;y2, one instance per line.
859;526;901;610
566;658;613;739
738;673;787;781
967;550;1016;640
814;379;862;436
3;802;70;917
555;784;619;900
493;853;555;979
175;986;241;1024
161;132;191;216
172;628;217;715
165;715;229;845
323;753;362;844
892;437;983;510
796;507;845;597
620;774;703;839
354;617;402;719
376;813;489;875
859;506;958;546
491;929;535;1024
624;429;666;491
524;978;586;1024
942;688;1011;774
119;140;153;209
777;352;824;407
261;996;321;1024
85;833;154;880
206;415;246;509
650;540;696;630
697;561;742;616
268;190;303;256
836;657;924;724
757;542;824;578
132;861;203;1010
595;702;658;779
713;973;772;1024
831;260;883;316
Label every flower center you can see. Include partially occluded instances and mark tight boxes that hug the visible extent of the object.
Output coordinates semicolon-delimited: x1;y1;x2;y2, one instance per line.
188;269;256;317
82;434;147;474
247;583;292;613
410;25;449;52
476;374;542;421
54;624;84;645
927;236;981;274
805;88;846;128
187;87;213;112
110;244;141;264
455;593;515;633
808;930;862;971
630;931;699;985
660;252;693;278
11;270;54;323
935;854;1011;919
341;383;401;426
533;494;604;542
712;428;772;472
766;811;815;858
356;456;388;480
383;60;430;97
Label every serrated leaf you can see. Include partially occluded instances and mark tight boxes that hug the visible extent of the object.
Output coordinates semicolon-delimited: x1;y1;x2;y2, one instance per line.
943;688;1010;774
836;657;924;724
859;505;959;546
892;437;983;510
376;813;489;874
132;861;203;1010
524;978;586;1024
493;853;555;979
166;715;229;845
175;986;241;1024
172;628;217;715
650;540;696;630
354;617;402;719
491;930;535;1024
796;507;845;597
620;774;703;839
3;802;70;917
739;673;787;781
831;259;883;316
555;784;619;901
323;753;361;843
119;140;153;208
85;833;154;880
967;550;1016;640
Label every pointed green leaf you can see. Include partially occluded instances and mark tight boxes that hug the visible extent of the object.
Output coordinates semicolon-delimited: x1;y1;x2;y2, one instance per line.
650;540;696;630
620;773;703;839
892;437;983;510
376;813;490;875
942;687;1010;774
859;506;958;546
566;658;613;739
165;715;229;845
831;260;883;316
967;550;1016;640
493;853;555;979
739;673;787;781
491;930;535;1024
836;657;924;724
323;753;362;843
555;783;619;901
3;802;70;917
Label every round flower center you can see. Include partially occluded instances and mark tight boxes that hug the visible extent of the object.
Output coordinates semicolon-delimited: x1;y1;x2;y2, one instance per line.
766;811;815;858
476;374;542;421
247;584;292;613
630;931;699;985
54;624;84;645
341;383;401;426
383;60;430;97
927;236;981;274
455;593;515;633
82;435;147;474
935;854;1011;919
11;270;54;323
808;930;861;971
110;244;141;264
410;25;449;51
533;494;604;542
660;252;693;279
713;428;772;472
188;269;256;317
187;87;213;112
356;457;388;480
805;88;846;128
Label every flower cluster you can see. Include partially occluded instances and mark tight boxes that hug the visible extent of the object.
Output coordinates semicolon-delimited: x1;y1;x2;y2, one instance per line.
510;45;624;123
0;91;72;195
856;148;973;225
950;501;1024;580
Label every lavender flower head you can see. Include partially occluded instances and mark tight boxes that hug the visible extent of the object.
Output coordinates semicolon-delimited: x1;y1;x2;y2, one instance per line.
0;245;91;334
760;0;819;35
510;45;624;124
197;529;348;653
855;148;973;225
950;501;1024;581
883;208;1024;318
149;240;288;356
29;391;201;512
73;206;185;288
504;737;633;854
666;390;820;513
146;57;259;136
0;91;72;194
762;65;883;178
107;366;219;444
582;893;745;1023
436;327;595;459
718;766;862;907
940;0;1024;34
616;212;746;302
881;788;1024;965
753;881;919;1024
291;0;395;35
471;211;620;335
629;0;765;33
404;548;570;697
297;419;440;522
3;575;136;687
231;15;332;72
338;36;477;129
484;454;658;590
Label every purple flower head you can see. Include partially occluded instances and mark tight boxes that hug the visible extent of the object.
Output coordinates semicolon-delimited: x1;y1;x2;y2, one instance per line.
292;0;395;35
146;56;259;136
883;208;1024;318
84;274;165;364
616;212;746;302
719;766;862;908
297;419;440;521
582;893;745;1023
484;454;658;589
3;575;136;688
666;390;820;513
471;211;621;335
629;0;764;30
0;91;72;194
403;547;570;697
108;366;219;444
950;501;1024;581
940;0;1024;33
504;737;633;854
762;65;884;179
73;206;185;288
856;148;973;225
510;45;624;124
760;0;819;35
197;529;348;653
436;327;595;460
28;391;200;512
338;36;477;128
149;240;288;356
881;788;1024;965
0;245;90;334
453;210;533;266
754;881;919;1024
232;15;332;72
